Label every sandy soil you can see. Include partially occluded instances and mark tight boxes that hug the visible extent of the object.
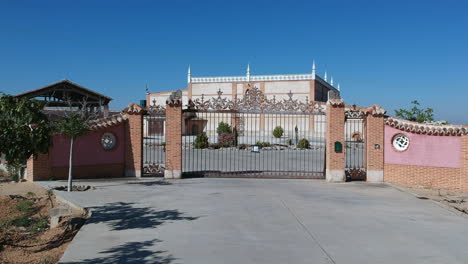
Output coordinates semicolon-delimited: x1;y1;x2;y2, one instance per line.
394;184;468;215
0;181;86;264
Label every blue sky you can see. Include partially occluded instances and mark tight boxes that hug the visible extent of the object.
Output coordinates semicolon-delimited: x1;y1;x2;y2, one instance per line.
1;0;467;123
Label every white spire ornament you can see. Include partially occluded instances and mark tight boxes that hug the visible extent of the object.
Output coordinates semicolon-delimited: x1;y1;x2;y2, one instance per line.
337;83;341;91
187;65;191;83
246;64;251;82
331;76;334;86
324;71;328;82
312;60;316;80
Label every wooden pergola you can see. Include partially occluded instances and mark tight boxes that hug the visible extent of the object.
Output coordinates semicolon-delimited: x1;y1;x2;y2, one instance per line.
15;80;112;116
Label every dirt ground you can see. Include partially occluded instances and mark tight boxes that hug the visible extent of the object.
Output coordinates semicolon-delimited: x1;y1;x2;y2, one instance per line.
394;184;468;215
0;180;86;264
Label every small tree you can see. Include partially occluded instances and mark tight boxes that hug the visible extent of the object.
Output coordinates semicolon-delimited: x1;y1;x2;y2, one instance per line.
55;113;90;192
0;94;51;181
395;100;434;123
273;126;284;138
216;122;232;135
53;97;101;192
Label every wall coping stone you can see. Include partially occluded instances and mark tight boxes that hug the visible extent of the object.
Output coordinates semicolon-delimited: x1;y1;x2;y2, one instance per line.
386;117;468;136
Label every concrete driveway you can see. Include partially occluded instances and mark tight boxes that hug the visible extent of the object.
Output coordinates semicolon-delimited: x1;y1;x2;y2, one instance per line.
38;178;468;264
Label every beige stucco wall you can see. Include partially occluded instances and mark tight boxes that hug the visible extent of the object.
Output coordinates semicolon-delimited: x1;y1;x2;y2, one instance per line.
191;83;232;96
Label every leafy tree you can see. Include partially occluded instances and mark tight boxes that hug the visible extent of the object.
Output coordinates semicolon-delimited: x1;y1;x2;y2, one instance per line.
55;113;90;192
395;100;434;123
216;122;232;135
0;94;51;180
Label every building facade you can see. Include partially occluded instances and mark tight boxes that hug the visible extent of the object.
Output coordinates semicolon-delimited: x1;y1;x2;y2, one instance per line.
146;63;340;108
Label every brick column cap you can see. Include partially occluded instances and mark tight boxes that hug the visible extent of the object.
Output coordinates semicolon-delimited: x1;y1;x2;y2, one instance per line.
365;104;386;117
327;99;345;107
122;103;146;115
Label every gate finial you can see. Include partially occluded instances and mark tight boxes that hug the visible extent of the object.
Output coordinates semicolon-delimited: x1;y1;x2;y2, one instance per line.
324;71;328;82
246;64;251;82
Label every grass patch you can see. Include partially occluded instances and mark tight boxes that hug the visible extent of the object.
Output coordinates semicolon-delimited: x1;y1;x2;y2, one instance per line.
15;199;34;214
31;218;48;233
10;216;31;227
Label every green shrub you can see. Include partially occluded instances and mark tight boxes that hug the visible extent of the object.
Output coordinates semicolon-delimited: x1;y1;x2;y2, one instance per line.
256;141;271;148
193;133;209;149
31;218;48;233
26;192;36;198
15;199;34;214
216;122;232;135
11;216;30;227
297;138;310;149
272;126;284;138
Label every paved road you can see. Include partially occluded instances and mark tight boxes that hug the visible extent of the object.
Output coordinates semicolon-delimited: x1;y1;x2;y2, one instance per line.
38;178;468;264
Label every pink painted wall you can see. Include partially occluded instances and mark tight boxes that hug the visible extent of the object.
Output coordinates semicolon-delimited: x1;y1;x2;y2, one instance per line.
384;125;461;168
50;124;125;167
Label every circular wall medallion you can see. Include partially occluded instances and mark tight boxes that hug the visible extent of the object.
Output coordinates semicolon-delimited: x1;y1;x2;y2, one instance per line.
101;133;117;150
392;134;410;151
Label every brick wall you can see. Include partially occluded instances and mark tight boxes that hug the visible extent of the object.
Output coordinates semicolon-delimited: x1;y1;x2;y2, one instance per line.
325;100;345;182
365;113;385;182
26;153;51;181
384;164;462;191
165;100;183;178
124;107;143;177
384;123;468;192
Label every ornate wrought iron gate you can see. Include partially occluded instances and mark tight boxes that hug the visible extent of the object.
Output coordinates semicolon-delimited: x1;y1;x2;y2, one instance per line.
143;104;166;176
182;87;326;178
345;107;366;181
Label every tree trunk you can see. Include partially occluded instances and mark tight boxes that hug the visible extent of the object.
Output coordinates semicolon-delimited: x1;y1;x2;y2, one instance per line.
67;137;74;192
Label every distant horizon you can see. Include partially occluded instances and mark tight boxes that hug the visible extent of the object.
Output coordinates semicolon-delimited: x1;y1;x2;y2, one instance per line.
1;0;467;124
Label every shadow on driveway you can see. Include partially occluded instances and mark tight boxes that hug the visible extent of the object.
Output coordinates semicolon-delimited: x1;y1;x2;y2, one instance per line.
61;203;199;263
86;202;199;231
61;239;176;264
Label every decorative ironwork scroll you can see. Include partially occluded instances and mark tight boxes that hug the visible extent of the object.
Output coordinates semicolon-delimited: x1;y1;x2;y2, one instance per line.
345;105;365;119
147;99;166;115
188;86;324;113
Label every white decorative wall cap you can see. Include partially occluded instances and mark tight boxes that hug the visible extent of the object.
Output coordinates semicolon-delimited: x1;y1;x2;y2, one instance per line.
191;73;318;83
386;117;468;136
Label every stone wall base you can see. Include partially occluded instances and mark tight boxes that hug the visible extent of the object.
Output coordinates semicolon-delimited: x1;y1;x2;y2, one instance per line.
125;169;141;178
164;170;182;179
366;170;384;183
326;169;345;182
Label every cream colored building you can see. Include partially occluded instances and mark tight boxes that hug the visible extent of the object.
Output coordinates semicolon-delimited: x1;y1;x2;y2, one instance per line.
145;63;340;138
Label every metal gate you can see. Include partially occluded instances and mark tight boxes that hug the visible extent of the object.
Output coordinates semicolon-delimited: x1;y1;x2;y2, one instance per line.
345;107;366;181
143;104;166;176
182;88;326;178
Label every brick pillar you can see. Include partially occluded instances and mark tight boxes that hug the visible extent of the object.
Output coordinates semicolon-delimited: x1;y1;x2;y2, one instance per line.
123;103;144;178
461;135;468;192
26;153;51;181
165;98;183;179
325;99;345;182
364;105;386;183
